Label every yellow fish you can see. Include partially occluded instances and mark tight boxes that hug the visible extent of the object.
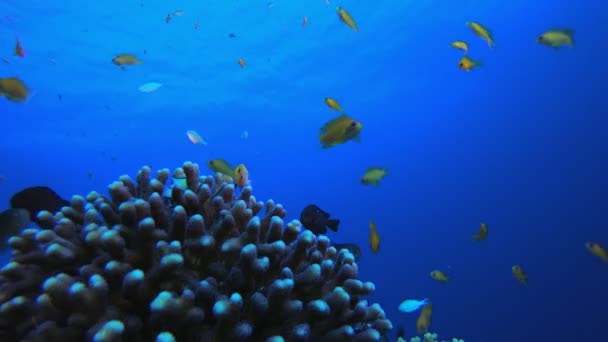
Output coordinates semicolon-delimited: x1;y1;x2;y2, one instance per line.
451;40;469;54
512;265;528;285
536;29;574;49
234;163;250;189
585;242;608;263
361;167;388;186
466;21;494;48
458;56;481;71
324;97;344;112
369;220;380;253
430;270;448;283
416;303;432;335
472;223;488;241
207;159;235;177
337;7;358;32
112;53;142;69
0;77;29;103
318;114;362;149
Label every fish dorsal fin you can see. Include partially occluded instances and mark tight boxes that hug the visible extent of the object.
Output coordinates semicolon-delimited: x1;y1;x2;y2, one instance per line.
556;28;575;36
320;114;349;133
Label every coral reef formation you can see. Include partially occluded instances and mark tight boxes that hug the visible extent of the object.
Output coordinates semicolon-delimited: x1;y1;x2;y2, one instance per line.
402;332;464;342
0;162;392;341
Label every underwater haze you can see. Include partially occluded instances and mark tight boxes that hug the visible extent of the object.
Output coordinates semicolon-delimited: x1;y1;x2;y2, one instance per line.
1;0;608;341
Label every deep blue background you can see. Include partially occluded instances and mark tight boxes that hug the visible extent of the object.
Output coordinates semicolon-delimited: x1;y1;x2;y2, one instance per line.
1;0;607;341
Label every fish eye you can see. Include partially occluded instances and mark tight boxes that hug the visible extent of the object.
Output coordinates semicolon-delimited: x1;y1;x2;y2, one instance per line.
209;160;214;165
350;121;357;127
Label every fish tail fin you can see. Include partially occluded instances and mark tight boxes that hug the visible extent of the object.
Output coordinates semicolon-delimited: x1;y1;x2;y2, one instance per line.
327;219;340;232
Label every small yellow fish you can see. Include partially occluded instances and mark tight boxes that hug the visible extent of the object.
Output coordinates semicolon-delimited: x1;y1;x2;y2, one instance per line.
458;56;481;71
537;29;574;49
112;53;142;69
234;163;249;189
416;303;432;335
369;220;380;253
318;114;363;148
207;159;235;177
337;7;358;32
324;97;344;112
512;265;528;285
0;77;30;103
451;40;469;54
472;223;488;241
361;167;388;186
585;242;608;263
430;270;448;283
466;21;494;48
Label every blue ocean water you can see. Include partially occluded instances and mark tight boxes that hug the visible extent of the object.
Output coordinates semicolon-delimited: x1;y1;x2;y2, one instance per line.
1;0;607;341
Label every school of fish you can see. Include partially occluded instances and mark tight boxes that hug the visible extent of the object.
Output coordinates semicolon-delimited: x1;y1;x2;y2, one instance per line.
0;3;595;341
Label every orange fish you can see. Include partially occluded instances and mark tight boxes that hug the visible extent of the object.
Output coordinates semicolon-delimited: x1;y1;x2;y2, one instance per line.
234;164;250;189
302;16;308;28
369;220;380;253
472;223;488;241
165;14;172;24
586;242;608;263
14;37;25;57
0;77;30;103
512;265;528;285
238;58;246;68
416;303;432;334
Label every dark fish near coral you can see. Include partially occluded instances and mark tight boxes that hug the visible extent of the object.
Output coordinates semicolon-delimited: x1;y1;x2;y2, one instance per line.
333;242;361;261
0;208;30;251
300;204;340;235
10;186;70;221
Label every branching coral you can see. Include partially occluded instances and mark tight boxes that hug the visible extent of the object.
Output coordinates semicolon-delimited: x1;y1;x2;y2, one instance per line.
0;162;392;341
402;332;464;342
